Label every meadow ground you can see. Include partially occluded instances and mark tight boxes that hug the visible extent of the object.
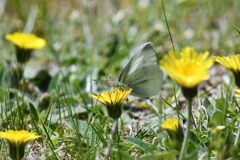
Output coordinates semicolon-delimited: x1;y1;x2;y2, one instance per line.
1;0;240;159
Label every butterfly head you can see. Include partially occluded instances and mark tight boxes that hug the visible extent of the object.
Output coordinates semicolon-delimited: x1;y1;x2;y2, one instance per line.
113;82;131;91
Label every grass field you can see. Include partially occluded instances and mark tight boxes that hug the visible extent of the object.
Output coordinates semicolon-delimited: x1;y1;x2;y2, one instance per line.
1;0;240;159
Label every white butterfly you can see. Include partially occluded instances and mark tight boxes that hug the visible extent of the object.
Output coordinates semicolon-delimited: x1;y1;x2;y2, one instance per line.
117;42;162;98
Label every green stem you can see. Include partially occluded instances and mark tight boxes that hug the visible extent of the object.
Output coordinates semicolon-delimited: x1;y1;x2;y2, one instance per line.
234;120;240;147
179;98;192;160
105;119;118;160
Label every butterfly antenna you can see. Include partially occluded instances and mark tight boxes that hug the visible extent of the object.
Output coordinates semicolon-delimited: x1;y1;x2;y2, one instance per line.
162;0;175;52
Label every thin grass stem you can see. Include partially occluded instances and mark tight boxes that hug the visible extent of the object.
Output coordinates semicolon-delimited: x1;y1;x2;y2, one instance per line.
105;119;118;160
179;98;192;160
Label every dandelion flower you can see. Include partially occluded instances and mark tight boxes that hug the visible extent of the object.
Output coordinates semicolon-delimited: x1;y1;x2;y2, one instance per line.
162;119;180;133
5;32;46;63
162;119;183;148
160;47;213;99
213;54;240;88
160;47;213;160
0;130;40;160
91;88;132;119
235;88;240;98
5;32;46;50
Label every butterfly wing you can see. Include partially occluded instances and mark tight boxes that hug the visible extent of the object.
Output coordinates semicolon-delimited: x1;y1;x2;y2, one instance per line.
119;42;162;98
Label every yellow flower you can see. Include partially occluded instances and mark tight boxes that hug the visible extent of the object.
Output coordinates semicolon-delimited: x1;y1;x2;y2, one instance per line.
91;88;132;108
162;119;183;150
235;88;240;98
0;130;40;145
161;119;180;133
0;130;40;160
5;32;46;63
91;88;132;119
5;32;46;50
213;54;240;88
160;47;212;158
160;47;213;89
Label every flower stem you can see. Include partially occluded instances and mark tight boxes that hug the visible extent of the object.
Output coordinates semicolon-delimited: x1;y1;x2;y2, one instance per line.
105;119;118;160
179;98;192;160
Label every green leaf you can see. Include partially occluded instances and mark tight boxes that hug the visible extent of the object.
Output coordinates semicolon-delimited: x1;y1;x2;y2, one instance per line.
209;111;225;127
216;98;228;112
140;151;177;160
0;64;5;86
124;136;151;152
112;149;133;160
29;103;39;123
233;25;240;34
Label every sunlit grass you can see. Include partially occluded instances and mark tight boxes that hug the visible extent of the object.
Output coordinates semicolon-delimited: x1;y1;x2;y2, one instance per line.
0;0;240;159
